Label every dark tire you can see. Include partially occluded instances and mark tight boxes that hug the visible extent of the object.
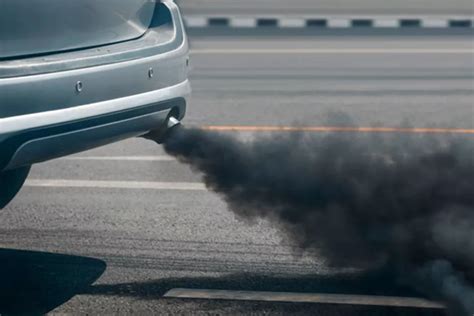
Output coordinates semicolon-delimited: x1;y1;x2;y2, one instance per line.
0;166;31;209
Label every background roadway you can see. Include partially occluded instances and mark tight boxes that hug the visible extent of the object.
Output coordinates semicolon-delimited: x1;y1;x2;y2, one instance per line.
0;34;472;314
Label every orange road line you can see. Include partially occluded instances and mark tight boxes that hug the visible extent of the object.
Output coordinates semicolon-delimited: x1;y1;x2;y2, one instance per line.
200;126;474;134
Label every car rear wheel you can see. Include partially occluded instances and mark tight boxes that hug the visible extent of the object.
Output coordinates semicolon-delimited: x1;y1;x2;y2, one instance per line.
0;166;30;209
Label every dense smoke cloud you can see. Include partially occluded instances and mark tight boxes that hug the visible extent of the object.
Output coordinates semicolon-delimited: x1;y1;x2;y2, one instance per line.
161;126;474;315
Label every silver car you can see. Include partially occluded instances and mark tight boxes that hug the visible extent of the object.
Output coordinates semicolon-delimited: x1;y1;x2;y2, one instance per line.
0;0;190;208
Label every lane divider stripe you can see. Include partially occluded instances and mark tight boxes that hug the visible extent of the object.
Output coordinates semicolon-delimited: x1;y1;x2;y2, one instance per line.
190;48;474;54
201;126;474;134
184;16;474;29
25;180;206;191
164;288;445;309
61;156;175;162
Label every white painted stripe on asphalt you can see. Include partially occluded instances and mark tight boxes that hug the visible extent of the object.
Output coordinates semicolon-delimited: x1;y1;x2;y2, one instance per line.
184;16;208;27
327;18;351;28
422;19;449;28
279;18;306;28
373;19;400;28
62;156;176;162
164;289;445;309
191;48;474;54
230;18;257;28
25;179;207;191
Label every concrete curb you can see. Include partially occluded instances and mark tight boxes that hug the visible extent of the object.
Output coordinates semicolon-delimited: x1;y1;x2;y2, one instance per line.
184;16;474;29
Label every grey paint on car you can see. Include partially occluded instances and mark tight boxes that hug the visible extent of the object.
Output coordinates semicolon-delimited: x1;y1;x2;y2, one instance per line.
0;0;190;207
0;0;156;59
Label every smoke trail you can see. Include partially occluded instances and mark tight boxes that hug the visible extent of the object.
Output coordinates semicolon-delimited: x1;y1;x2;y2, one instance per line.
161;126;474;315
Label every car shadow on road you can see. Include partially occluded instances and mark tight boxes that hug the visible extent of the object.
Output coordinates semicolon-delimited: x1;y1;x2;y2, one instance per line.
0;248;106;315
86;268;446;315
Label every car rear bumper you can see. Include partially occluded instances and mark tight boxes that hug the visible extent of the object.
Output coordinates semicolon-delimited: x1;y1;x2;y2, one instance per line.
0;92;188;171
0;1;190;170
0;79;190;170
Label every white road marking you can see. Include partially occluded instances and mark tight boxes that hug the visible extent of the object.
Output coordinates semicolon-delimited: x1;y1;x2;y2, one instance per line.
191;48;474;54
422;19;449;28
183;15;474;30
184;16;208;27
279;18;306;28
25;179;206;191
62;156;176;162
327;18;351;28
230;18;257;28
373;19;400;28
164;289;445;309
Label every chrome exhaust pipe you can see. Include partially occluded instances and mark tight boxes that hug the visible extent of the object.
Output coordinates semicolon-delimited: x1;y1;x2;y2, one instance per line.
144;116;182;144
166;117;181;130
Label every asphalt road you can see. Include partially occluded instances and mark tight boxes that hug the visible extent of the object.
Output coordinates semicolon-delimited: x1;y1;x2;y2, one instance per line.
1;35;473;315
178;0;474;16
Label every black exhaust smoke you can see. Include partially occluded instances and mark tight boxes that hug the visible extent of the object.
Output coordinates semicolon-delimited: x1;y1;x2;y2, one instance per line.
158;125;474;315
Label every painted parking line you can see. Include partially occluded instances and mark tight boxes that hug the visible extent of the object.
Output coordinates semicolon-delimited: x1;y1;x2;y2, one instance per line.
164;288;444;309
62;156;175;162
24;179;206;191
201;126;474;134
191;48;474;54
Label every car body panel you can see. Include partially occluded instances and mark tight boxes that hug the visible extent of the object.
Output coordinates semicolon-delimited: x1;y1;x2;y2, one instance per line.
0;1;190;171
0;0;155;59
0;37;188;119
3;97;187;170
0;1;179;78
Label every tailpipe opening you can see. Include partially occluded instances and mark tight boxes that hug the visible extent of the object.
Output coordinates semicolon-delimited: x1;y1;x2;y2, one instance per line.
144;116;182;144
